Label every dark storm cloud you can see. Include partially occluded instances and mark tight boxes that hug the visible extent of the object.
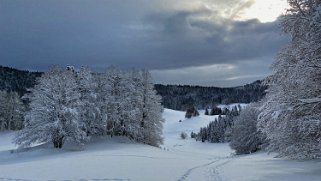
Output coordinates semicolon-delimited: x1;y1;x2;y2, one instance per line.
0;0;289;86
138;9;288;71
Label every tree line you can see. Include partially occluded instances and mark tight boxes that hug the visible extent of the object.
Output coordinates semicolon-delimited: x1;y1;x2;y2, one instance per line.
5;66;164;148
0;65;42;96
193;105;241;143
155;81;266;110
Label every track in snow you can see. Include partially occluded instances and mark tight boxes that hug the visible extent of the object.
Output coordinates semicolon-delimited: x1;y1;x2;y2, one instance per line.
207;158;232;181
177;157;232;181
91;154;176;160
177;159;220;181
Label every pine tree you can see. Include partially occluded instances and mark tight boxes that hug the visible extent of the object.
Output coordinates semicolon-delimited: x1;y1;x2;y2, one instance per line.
205;108;209;115
185;106;200;118
210;106;222;115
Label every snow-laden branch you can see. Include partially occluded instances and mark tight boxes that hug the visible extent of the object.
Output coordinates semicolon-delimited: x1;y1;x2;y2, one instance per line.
298;97;321;103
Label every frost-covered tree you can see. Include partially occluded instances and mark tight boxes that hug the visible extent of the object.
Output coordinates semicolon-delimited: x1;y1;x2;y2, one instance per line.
100;68;164;146
0;91;24;131
76;67;104;136
15;67;87;148
140;69;164;146
124;70;145;141
94;73;110;136
15;66;164;148
103;67;128;137
259;0;321;159
230;103;265;155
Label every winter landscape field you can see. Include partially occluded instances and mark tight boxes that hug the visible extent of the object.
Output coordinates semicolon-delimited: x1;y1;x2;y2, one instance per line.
1;0;321;181
0;109;320;181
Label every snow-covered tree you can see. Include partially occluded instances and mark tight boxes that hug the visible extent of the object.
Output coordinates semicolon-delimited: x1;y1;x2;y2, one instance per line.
0;91;24;131
140;69;164;146
103;67;128;137
124;70;145;141
259;0;321;159
230;103;265;155
15;67;87;148
15;66;165;148
76;67;104;136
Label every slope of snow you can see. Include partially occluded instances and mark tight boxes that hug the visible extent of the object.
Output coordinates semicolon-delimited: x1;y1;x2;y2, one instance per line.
163;109;232;157
0;132;17;152
0;109;320;181
219;152;321;181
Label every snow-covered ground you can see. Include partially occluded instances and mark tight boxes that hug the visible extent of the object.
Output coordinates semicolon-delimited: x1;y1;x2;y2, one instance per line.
0;109;320;181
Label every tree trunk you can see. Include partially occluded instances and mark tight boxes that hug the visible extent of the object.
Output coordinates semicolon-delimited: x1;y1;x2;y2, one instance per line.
52;133;64;149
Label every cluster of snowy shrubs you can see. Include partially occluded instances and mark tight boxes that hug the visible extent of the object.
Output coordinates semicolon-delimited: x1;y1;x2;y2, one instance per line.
14;66;164;148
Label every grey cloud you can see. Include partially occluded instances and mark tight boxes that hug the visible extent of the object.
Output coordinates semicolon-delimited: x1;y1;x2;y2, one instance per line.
141;10;288;69
0;0;289;86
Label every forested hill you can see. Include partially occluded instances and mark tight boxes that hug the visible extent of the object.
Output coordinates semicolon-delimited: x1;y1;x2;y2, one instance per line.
0;66;267;109
0;66;42;95
155;81;267;110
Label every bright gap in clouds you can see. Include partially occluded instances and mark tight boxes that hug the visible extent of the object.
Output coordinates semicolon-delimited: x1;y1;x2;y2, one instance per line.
151;59;271;87
242;0;288;22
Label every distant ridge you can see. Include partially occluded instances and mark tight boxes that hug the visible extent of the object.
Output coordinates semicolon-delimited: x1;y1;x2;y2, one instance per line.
155;81;266;110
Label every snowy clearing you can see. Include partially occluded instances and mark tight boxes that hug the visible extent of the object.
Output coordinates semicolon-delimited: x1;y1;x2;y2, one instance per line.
0;109;320;181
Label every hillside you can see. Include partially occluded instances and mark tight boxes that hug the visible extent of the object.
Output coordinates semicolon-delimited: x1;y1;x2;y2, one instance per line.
0;66;42;96
155;81;266;110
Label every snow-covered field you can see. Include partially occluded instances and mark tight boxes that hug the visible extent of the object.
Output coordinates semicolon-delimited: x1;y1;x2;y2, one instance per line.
0;109;320;181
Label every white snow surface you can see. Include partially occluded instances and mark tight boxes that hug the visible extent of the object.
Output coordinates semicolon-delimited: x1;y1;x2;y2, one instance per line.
0;109;320;181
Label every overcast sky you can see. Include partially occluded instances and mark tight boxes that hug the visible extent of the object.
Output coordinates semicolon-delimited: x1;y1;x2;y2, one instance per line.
0;0;289;87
